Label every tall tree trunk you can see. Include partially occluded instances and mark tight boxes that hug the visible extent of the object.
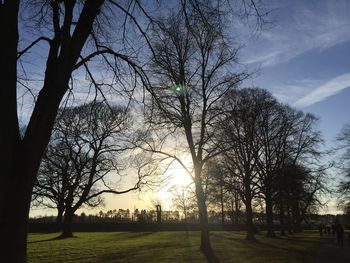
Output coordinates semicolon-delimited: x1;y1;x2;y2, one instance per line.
0;83;67;261
61;209;75;238
279;199;286;236
220;183;225;225
234;191;239;225
244;198;256;241
243;174;255;241
56;205;65;230
291;198;301;232
265;188;276;237
194;167;212;252
229;199;234;224
286;207;293;234
0;1;23;261
1;170;33;262
0;1;105;261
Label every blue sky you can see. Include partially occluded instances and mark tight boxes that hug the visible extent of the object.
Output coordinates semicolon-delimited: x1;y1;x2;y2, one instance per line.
240;0;350;149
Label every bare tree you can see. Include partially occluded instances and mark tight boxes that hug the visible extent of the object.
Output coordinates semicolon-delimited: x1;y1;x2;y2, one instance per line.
170;185;197;223
229;89;323;237
276;107;325;233
253;90;288;237
215;88;262;240
135;0;255;252
203;160;231;225
216;87;325;238
33;102;150;237
335;124;350;214
276;163;327;233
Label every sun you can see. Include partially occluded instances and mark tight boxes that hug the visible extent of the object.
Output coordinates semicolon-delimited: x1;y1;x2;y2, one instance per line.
166;158;193;187
171;167;193;186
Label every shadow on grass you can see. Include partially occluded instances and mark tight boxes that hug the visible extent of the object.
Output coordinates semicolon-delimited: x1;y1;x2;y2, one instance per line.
126;231;155;239
211;232;257;243
202;248;220;263
27;235;77;244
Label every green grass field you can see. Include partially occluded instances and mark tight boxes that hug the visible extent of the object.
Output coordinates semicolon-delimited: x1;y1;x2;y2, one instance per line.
28;231;350;262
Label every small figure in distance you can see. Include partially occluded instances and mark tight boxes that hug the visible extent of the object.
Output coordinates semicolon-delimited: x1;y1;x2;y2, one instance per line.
335;222;344;248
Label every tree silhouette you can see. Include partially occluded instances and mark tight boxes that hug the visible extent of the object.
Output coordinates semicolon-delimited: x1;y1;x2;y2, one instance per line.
170;185;197;223
0;1;105;260
335;124;350;214
32;102;149;237
136;2;249;251
216;88;262;240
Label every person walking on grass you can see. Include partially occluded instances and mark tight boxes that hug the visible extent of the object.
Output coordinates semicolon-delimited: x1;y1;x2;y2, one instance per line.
335;223;344;248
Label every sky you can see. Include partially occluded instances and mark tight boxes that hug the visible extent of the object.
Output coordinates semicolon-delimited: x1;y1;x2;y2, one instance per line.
241;0;350;144
29;0;350;217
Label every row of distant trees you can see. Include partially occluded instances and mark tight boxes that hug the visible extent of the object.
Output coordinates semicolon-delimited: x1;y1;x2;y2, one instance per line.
336;124;350;215
166;88;327;240
31;207;349;228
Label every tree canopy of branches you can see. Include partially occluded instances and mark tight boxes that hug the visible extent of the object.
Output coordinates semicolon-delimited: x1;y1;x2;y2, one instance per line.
215;88;262;240
33;102;148;237
336;124;350;214
215;88;326;239
170;185;197;223
276;163;326;234
136;1;251;252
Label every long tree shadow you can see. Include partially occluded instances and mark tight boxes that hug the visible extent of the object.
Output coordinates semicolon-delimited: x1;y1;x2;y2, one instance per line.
126;231;155;239
27;235;77;244
211;232;258;243
202;248;220;263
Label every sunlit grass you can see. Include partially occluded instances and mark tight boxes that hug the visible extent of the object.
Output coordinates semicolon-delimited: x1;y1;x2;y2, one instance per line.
28;231;350;262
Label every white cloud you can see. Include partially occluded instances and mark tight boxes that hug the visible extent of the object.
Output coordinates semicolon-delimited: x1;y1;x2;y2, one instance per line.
293;72;350;107
242;0;350;66
270;82;317;105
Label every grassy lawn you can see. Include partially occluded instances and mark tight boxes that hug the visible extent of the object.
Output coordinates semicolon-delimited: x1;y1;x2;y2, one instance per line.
28;231;350;262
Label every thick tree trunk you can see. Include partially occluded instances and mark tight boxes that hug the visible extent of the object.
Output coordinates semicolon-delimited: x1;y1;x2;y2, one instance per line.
0;1;24;261
0;85;66;261
244;196;256;241
243;175;256;241
56;205;65;230
193;167;212;252
60;209;75;238
0;171;33;262
265;188;276;237
0;1;106;261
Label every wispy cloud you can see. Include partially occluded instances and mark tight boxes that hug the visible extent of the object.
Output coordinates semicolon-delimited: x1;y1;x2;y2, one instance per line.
270;80;318;105
242;0;350;66
293;72;350;107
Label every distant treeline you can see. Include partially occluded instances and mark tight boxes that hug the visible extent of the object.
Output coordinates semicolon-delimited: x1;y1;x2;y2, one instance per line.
29;208;350;229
